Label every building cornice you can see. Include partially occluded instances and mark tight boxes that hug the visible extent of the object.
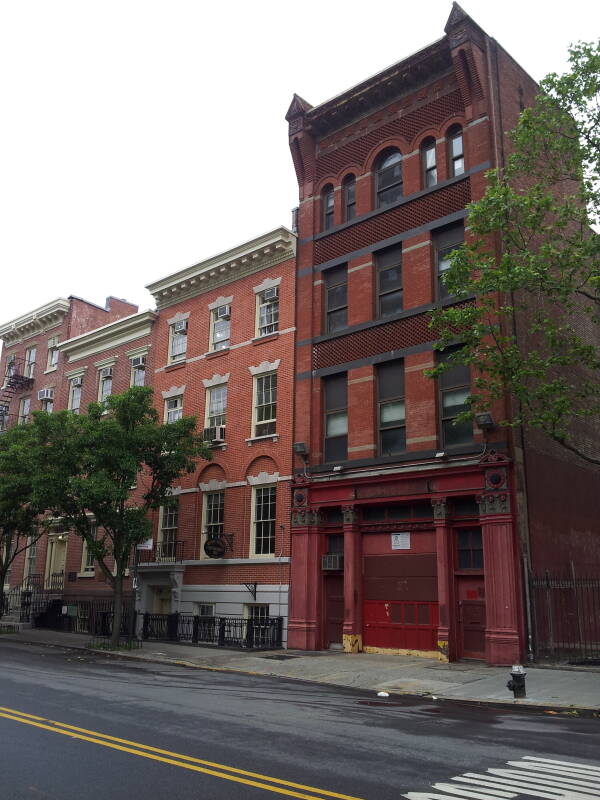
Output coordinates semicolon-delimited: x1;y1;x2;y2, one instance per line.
58;311;157;363
145;227;296;311
0;298;71;347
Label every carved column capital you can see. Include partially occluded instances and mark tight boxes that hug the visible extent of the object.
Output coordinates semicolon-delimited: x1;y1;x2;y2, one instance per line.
431;498;448;520
341;505;358;525
477;493;511;516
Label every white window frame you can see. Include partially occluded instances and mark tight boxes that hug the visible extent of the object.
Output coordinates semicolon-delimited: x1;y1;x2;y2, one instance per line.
130;356;146;387
253;372;277;438
256;288;279;337
251;485;276;557
158;504;178;562
205;384;227;429
47;338;59;371
98;369;113;403
23;536;38;586
165;395;183;424
41;398;54;414
195;602;215;617
79;526;97;576
24;346;37;379
18;396;30;425
169;321;188;363
201;490;225;560
209;307;231;352
69;378;82;414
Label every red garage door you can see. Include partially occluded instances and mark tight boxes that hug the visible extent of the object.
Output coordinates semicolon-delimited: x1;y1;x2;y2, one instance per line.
363;554;438;651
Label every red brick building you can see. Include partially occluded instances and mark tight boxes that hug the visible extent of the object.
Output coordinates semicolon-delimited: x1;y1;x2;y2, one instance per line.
284;4;587;665
142;227;296;640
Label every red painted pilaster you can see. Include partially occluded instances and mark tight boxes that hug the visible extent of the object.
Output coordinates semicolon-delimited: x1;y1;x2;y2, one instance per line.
342;505;362;653
479;492;521;665
287;506;322;650
432;497;454;662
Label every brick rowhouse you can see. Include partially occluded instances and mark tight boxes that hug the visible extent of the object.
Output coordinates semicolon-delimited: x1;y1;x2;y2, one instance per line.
284;3;596;665
143;227;296;640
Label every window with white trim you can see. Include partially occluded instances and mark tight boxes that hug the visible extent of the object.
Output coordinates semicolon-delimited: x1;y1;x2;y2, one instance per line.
18;396;30;425
448;125;465;177
169;320;188;362
47;339;59;371
254;373;277;437
159;504;178;561
130;355;146;387
252;486;276;556
196;603;215;617
202;491;225;558
165;396;183;424
80;526;97;574
69;377;82;414
98;368;113;403
206;385;227;429
23;537;38;586
24;346;36;379
209;306;231;351
41;397;54;414
256;287;279;337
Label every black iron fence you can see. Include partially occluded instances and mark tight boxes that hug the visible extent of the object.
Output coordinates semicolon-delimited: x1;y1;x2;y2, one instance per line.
33;597;136;637
530;571;600;663
2;586;51;622
142;612;283;650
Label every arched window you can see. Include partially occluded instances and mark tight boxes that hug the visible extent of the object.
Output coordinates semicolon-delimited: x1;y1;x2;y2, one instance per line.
342;174;356;221
375;149;402;208
421;137;437;188
322;184;334;231
447;125;464;177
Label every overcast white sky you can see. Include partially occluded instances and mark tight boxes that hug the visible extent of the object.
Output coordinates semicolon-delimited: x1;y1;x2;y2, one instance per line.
1;0;599;332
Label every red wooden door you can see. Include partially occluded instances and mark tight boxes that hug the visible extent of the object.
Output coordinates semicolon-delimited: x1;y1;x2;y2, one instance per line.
457;576;486;659
325;575;344;647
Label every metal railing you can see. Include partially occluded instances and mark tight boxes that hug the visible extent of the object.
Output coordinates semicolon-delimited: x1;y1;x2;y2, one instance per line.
45;571;64;591
530;570;600;663
33;596;135;636
137;540;185;564
142;612;283;650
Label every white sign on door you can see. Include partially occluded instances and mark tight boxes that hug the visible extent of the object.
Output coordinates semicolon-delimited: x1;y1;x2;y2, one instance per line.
391;532;410;550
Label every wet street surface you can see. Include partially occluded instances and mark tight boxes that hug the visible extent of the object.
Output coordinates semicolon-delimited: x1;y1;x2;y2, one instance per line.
0;640;598;800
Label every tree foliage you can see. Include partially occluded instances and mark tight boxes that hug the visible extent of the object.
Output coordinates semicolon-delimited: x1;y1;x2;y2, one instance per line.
429;42;600;464
0;424;44;618
30;387;211;644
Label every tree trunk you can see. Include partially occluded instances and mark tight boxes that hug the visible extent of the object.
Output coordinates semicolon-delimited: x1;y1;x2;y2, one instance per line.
0;582;5;620
111;575;123;648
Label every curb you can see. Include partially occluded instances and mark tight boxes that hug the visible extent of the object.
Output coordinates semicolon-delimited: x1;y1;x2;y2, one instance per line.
3;635;599;718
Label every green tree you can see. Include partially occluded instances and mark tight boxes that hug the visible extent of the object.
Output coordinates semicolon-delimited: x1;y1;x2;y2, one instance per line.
429;42;600;464
0;424;44;619
31;387;211;646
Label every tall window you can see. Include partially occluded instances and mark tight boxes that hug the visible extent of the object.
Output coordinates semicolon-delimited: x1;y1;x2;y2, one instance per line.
457;528;483;569
324;264;348;333
69;377;82;414
438;347;473;447
47;338;59;371
130;356;146;387
81;526;97;574
376;149;403;207
256;287;279;337
18;396;30;425
323;373;347;462
159;505;178;560
165;396;183;424
253;486;276;555
434;221;464;301
322;184;334;231
210;306;231;351
23;537;38;586
377;360;406;456
343;174;356;221
204;491;224;539
448;125;464;177
24;346;36;378
376;245;403;317
422;138;437;187
206;385;227;428
254;373;277;436
169;320;188;362
41;396;54;414
98;368;113;403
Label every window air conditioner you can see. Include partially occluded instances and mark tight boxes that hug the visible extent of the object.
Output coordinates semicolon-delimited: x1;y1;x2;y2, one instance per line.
263;287;278;301
37;389;55;401
173;320;188;333
216;305;230;320
203;427;216;442
71;377;83;387
131;356;146;369
321;553;344;571
213;425;226;442
100;367;113;379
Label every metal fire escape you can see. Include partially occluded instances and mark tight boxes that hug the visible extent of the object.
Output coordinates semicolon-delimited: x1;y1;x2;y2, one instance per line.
0;357;34;431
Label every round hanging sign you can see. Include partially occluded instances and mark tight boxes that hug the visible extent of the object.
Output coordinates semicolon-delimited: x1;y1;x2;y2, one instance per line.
204;536;227;559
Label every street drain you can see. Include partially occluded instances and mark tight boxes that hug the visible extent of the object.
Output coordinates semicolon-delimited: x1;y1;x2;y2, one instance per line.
261;654;301;661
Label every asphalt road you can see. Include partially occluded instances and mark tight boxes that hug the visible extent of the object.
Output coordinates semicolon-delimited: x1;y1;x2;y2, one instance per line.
0;639;598;800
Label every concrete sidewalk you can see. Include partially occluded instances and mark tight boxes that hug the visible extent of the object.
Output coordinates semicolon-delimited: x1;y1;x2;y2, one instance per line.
2;627;598;713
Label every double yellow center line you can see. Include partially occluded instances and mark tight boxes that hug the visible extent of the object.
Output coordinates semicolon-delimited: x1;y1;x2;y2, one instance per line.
0;704;365;800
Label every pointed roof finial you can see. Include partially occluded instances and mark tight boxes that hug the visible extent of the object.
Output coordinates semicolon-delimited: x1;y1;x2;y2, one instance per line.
285;93;313;122
445;2;470;33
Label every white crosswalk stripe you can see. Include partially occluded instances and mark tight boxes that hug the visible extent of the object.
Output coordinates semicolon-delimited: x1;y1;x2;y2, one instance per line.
404;757;600;800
